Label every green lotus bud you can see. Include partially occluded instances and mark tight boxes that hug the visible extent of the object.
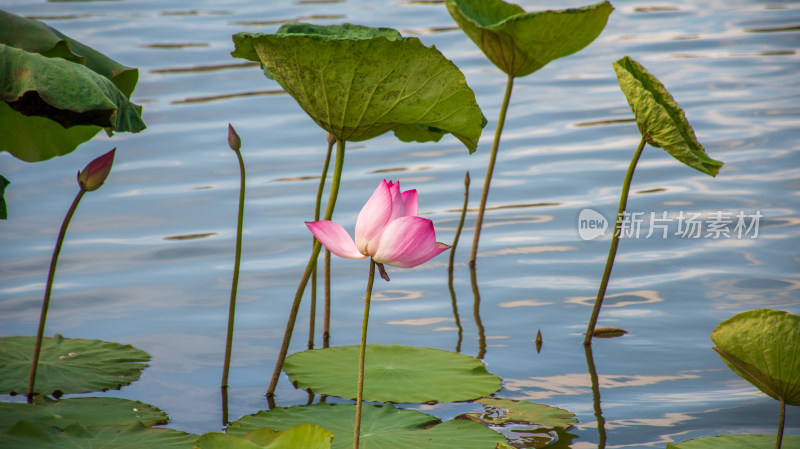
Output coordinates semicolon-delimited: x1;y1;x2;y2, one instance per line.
228;123;241;151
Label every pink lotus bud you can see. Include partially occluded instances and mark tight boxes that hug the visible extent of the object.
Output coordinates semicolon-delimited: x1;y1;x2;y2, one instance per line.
228;123;241;151
77;148;115;191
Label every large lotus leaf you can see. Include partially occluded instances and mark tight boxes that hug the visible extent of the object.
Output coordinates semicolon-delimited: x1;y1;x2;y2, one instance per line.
710;309;800;406
0;10;138;97
227;403;506;449
231;23;484;152
446;0;613;77
0;397;168;431
0;421;196;449
464;398;576;429
0;335;150;396
283;344;501;403
0;44;145;162
666;434;800;448
613;56;724;176
194;425;333;449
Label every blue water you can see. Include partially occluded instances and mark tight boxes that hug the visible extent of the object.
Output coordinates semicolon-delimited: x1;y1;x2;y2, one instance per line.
1;0;799;446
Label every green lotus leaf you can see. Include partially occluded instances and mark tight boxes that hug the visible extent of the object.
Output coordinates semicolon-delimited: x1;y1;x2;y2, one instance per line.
0;9;139;97
0;421;196;449
231;23;484;152
0;11;144;162
283;345;501;403
446;0;613;77
194;425;333;449
464;398;576;429
613;56;724;176
0;397;167;431
666;433;800;448
0;174;8;219
0;334;150;396
710;309;800;406
227;403;506;449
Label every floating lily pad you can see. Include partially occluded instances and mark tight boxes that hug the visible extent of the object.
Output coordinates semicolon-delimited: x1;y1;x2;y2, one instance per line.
0;397;168;431
613;56;724;176
0;335;150;396
446;0;613;77
195;425;333;449
458;398;576;447
0;10;144;163
710;309;800;406
231;23;484;152
666;434;800;448
283;345;501;403
227;403;505;449
464;398;576;429
0;421;196;449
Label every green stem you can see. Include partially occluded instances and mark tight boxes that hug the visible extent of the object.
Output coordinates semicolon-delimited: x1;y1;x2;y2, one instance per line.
354;259;376;449
309;136;334;350
583;136;647;346
323;249;331;348
470;74;515;267
222;148;246;389
776;397;785;449
27;187;86;402
469;264;486;359
447;172;469;352
266;138;346;397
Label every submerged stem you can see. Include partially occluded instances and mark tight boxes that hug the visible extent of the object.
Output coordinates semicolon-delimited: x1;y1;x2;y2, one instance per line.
583;136;647;346
266;139;346;397
447;172;469;352
470;74;515;267
27;188;86;402
353;259;376;449
222;148;246;389
310;135;335;350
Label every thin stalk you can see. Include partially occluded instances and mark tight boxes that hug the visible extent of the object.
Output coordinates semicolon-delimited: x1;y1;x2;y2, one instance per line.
323;249;331;348
470;74;515;267
583;136;647;346
267;138;346;397
222;147;246;389
447;172;469;352
776;397;785;449
309;136;335;350
27;188;86;402
354;259;376;449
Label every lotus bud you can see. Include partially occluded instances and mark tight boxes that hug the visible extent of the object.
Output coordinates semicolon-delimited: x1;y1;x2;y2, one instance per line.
77;148;115;191
326;132;337;145
228;123;241;151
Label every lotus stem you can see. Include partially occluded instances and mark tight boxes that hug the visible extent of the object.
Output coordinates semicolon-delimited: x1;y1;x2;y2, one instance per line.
221;146;246;389
323;248;331;348
27;187;86;402
584;136;646;346
776;397;785;449
266;138;346;397
447;171;469;352
470;74;515;267
354;259;376;449
310;135;335;350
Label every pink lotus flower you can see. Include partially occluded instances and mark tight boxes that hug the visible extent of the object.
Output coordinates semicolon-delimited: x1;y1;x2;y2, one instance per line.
306;180;450;273
76;148;115;191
